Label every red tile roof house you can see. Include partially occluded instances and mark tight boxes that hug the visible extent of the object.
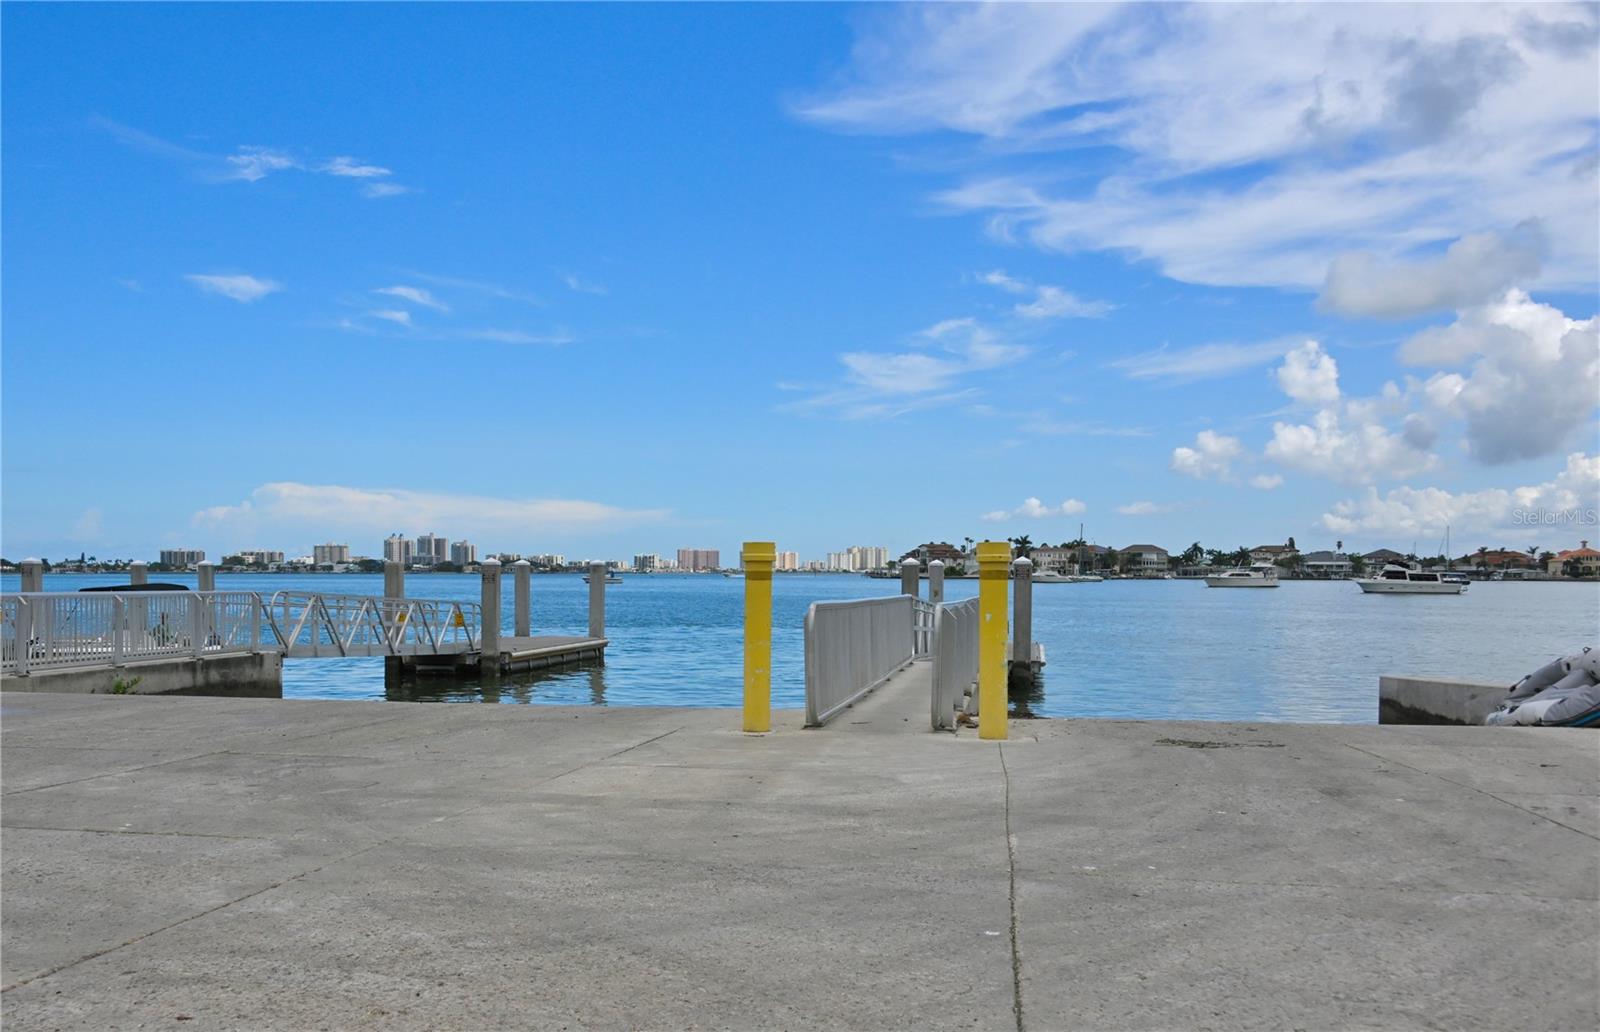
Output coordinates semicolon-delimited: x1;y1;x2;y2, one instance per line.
1549;542;1600;577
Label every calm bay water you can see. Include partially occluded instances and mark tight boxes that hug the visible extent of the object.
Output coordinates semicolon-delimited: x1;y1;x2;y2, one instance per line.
6;571;1597;723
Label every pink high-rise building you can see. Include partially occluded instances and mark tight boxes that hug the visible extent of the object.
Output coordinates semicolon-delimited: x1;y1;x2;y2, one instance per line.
676;548;721;572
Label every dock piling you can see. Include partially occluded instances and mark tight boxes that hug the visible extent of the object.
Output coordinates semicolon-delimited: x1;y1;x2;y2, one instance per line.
587;562;606;639
480;558;502;661
513;560;531;637
1011;557;1033;669
130;561;148;586
928;559;945;604
197;561;216;593
19;558;43;593
900;558;921;599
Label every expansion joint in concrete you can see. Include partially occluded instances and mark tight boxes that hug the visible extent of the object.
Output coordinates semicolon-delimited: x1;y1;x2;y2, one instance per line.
999;742;1025;1032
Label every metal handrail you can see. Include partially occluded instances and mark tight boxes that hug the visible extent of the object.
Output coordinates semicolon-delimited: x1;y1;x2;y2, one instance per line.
264;591;481;657
804;595;917;727
0;591;281;674
930;598;980;730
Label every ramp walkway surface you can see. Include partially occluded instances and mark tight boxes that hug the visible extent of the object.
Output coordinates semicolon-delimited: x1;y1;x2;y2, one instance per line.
1;691;1595;1031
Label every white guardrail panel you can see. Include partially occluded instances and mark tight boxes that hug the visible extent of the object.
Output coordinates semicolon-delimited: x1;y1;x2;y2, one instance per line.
804;595;916;727
930;598;980;730
0;591;283;673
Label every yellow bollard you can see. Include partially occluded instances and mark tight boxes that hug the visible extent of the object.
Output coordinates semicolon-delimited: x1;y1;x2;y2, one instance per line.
976;540;1010;740
741;541;777;733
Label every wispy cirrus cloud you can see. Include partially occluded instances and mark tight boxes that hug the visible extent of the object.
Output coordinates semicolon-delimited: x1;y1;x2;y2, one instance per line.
407;271;544;306
94;117;412;199
796;4;1599;295
977;269;1111;319
561;272;608;295
374;286;449;312
368;309;413;327
185;273;282;303
1109;338;1302;383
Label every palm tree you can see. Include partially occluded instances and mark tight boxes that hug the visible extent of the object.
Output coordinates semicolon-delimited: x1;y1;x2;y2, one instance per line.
1008;535;1034;559
1229;546;1250;567
1180;541;1204;566
1475;546;1489;573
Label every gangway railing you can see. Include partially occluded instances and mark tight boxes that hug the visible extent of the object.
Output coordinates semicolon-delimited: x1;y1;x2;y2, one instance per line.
265;591;481;658
1;591;281;674
930;598;979;730
803;595;935;727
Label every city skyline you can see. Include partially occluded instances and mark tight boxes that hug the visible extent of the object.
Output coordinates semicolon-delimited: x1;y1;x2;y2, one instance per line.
2;4;1596;563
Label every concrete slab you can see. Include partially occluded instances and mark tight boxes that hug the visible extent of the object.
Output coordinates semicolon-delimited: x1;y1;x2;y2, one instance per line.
2;692;1596;1031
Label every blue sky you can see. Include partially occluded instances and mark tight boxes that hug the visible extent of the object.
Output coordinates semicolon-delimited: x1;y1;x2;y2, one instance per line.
3;2;1597;563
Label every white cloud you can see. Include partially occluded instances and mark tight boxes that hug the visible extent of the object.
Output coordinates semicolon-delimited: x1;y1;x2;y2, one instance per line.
321;156;392;178
1116;501;1169;516
1276;341;1341;406
977;269;1110;319
1318;223;1544;318
1403;290;1599;465
1250;474;1284;490
1264;343;1435;483
374;286;449;312
797;4;1599;291
562;273;608;295
1109;338;1297;383
369;309;413;326
224;147;298;182
185;273;282;303
1015;284;1112;319
361;182;411;198
193;482;669;538
1321;452;1600;538
458;328;574;345
796;317;1026;418
1169;430;1242;480
980;497;1087;522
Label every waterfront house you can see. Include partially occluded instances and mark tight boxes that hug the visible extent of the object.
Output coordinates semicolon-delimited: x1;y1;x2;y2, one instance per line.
1119;544;1170;577
1300;550;1353;578
902;542;966;567
1249;539;1298;564
1549;541;1600;577
1362;548;1408;566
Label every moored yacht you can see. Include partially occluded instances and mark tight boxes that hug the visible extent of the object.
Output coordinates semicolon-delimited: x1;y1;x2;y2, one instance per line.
1355;564;1466;594
1204;563;1279;588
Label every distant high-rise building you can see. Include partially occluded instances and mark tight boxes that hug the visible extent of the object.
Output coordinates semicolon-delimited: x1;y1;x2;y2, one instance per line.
158;549;205;569
450;540;477;566
633;553;664;571
236;550;285;566
776;551;799;571
414;533;448;565
530;553;565;569
313;543;351;566
383;534;414;565
677;548;720;572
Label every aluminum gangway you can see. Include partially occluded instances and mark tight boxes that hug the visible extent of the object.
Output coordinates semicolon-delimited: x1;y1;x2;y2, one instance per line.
1;589;483;674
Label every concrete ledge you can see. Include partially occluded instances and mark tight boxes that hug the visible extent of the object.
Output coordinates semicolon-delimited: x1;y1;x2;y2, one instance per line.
0;651;282;698
1379;674;1509;725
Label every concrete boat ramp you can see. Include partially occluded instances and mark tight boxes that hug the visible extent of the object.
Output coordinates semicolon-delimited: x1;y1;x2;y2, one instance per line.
2;687;1596;1031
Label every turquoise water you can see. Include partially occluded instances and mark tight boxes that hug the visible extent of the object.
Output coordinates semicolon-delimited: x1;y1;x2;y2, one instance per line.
5;572;1597;722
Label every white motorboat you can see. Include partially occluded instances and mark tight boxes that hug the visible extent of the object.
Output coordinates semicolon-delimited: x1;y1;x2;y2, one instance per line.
1355;564;1466;594
1032;569;1103;584
1204;563;1279;588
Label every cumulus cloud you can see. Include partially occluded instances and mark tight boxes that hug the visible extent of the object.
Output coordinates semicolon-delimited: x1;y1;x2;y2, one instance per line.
192;482;669;538
796;4;1598;290
1250;474;1284;490
980;497;1086;522
1403;290;1599;464
1321;452;1600;537
185;273;282;303
1264;344;1436;484
1170;430;1242;480
1276;341;1341;406
1318;224;1545;318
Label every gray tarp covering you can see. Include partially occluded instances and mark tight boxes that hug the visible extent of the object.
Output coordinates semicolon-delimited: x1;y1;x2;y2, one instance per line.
1485;646;1600;726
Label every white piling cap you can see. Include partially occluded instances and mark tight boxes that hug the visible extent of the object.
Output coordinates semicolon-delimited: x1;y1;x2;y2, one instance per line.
928;559;944;568
901;558;920;567
513;559;531;567
481;557;502;566
1013;557;1034;567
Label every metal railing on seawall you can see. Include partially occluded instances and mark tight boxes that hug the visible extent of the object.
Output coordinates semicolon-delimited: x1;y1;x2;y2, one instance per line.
803;595;934;727
930;597;979;731
1;591;280;674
